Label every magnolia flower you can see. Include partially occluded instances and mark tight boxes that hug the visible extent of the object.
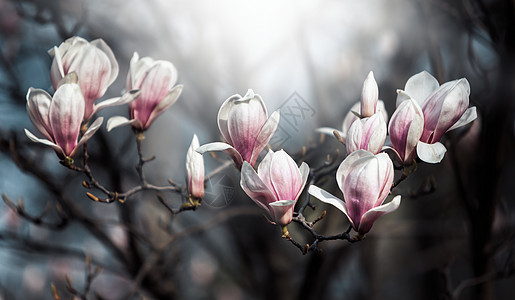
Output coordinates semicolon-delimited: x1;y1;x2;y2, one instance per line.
240;150;309;226
396;71;477;163
24;74;103;160
388;98;424;164
346;112;387;155
107;52;183;132
186;134;205;199
49;36;136;122
318;71;388;140
196;89;280;169
309;150;401;236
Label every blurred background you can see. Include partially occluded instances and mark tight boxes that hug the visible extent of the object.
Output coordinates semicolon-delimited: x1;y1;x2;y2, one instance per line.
1;0;514;299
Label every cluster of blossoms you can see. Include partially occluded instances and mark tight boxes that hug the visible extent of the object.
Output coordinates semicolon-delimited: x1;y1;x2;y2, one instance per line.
24;36;477;241
309;71;476;235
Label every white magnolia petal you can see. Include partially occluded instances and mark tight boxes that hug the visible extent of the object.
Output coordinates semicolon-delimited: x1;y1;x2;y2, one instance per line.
93;89;141;114
447;106;477;132
217;94;242;145
416;141;447;163
196;142;243;168
106;116;137;132
90;38;119;85
358;195;401;234
404;71;439;106
52;46;65;79
269;200;296;207
146;84;183;126
316;127;343;137
293;162;310;201
308;185;354;228
395;90;413;107
250;109;280;165
376;100;389;123
72;117;103;156
336;150;373;192
240;162;275;214
24;129;65;157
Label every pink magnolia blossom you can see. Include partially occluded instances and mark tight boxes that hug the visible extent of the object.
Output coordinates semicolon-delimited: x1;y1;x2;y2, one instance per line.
240;150;309;226
24;75;103;160
388;98;424;164
309;150;401;236
345;112;387;155
49;37;136;122
186;134;205;199
107;52;183;131
317;71;388;140
196;89;280;169
396;71;477;163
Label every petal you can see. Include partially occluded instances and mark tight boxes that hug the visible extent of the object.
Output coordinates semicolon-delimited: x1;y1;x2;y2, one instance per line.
24;129;65;158
316;127;343;138
49;46;65;88
106;116;138;132
374;152;395;207
72;117;103;157
336;150;373;193
269;200;296;226
240;161;276;213
395;89;412;107
269;150;302;201
376;100;389;123
26;88;53;140
249;109;280;166
127;52;141;90
358;195;401;235
49;83;84;156
217;93;242;145
404;71;439;106
388;98;424;163
308;185;354;228
416;141;447;163
144;84;183;129
447;106;477;132
430;79;471;142
361;71;378;118
90;38;119;86
345;118;362;154
257;149;274;190
341;102;360;139
362;113;387;154
294;162;310;201
196;142;244;169
92;89;141;115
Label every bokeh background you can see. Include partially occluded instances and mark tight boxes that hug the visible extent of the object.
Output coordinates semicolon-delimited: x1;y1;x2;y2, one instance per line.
1;0;514;299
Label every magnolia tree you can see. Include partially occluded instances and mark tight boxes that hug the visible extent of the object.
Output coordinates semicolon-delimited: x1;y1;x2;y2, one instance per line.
3;35;483;299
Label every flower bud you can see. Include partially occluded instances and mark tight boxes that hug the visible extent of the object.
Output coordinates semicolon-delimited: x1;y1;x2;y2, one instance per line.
186;134;205;199
360;71;379;118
